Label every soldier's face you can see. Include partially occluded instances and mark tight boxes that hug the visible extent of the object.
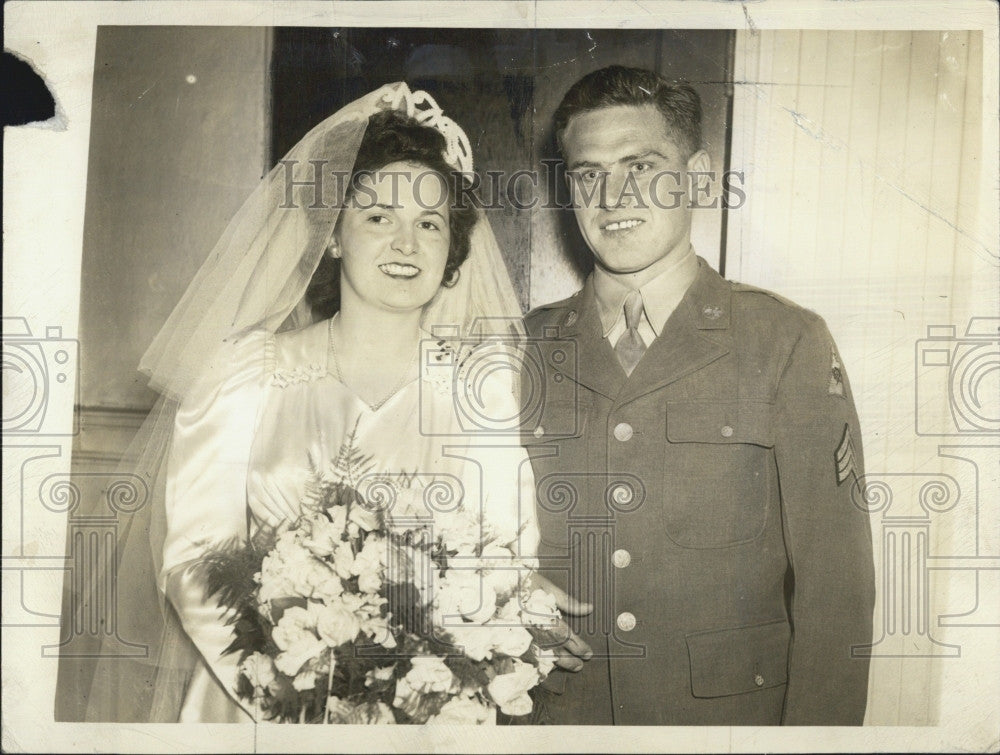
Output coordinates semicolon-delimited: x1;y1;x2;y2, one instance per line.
562;104;708;281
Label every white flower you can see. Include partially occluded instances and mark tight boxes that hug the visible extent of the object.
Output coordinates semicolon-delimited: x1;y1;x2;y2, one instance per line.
349;500;381;532
437;509;484;554
445;623;494;661
293;669;318;691
392;676;420;718
352;535;386;594
257;533;309;605
487;660;539;717
435;570;497;625
300;558;344;602
301;514;343;558
336;591;369;614
273;527;300;552
361;591;388;613
240;652;278;693
271;605;326;676
520;588;560;628
427;694;493;725
487;623;533;658
360;613;397;649
274;642;325;677
403;656;455;694
258;531;342;604
271;606;326;676
365;665;396;687
272;606;316;650
331;541;355;580
326;696;356;723
357;568;382;594
494;596;521;623
316;600;362;647
327;505;348;536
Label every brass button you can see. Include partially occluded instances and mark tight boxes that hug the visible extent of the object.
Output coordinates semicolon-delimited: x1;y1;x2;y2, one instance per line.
613;422;634;442
612;549;631;568
533;425;545;438
616;612;636;632
721;425;734;438
754;674;765;687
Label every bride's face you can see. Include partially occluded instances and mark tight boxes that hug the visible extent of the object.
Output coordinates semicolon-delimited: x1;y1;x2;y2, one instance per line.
334;160;451;315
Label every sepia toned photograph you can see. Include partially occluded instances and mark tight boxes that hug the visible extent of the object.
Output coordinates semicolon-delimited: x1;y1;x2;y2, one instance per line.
2;1;998;752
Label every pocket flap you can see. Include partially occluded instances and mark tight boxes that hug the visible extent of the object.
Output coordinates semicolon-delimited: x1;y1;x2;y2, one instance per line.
666;400;774;447
685;619;790;698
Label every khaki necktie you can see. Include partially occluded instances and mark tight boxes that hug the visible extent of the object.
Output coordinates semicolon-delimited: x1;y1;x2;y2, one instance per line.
614;290;647;376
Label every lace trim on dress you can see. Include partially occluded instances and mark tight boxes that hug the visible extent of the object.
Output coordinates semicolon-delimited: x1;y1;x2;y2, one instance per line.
268;324;329;388
271;362;326;388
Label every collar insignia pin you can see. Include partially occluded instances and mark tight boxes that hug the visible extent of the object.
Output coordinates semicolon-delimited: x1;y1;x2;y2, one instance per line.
703;306;723;320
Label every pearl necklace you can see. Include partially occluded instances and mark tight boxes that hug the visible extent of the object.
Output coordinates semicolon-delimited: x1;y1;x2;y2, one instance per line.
327;317;418;412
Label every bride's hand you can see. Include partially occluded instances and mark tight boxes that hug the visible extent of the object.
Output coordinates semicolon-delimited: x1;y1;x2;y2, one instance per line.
526;573;594;672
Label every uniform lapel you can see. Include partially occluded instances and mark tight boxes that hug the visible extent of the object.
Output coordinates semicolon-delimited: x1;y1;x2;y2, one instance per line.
617;259;732;405
553;279;627;401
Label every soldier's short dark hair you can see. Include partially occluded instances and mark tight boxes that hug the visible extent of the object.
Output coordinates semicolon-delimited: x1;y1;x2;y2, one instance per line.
554;65;703;159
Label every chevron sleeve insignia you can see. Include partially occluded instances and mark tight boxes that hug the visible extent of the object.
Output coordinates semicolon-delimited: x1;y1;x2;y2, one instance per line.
835;423;859;486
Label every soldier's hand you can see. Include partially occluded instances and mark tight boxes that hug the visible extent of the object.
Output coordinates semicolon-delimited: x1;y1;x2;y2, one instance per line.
527;573;594;672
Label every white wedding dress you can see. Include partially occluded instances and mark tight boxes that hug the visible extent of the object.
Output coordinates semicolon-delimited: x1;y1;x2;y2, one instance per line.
159;318;539;722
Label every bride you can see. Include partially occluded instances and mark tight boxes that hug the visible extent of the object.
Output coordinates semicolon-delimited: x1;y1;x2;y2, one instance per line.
93;84;543;723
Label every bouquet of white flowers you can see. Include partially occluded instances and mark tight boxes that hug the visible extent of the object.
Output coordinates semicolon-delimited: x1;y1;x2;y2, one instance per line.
201;434;560;724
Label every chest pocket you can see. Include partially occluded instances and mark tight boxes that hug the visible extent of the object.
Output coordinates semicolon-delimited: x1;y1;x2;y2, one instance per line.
662;400;775;549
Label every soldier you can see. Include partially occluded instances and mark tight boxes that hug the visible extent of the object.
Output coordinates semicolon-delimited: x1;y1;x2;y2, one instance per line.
522;65;875;725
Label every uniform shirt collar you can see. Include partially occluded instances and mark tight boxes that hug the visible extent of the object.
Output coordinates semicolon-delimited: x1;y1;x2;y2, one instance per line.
592;245;700;338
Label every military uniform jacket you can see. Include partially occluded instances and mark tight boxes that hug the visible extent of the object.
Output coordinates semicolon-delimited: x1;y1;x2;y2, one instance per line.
521;258;875;725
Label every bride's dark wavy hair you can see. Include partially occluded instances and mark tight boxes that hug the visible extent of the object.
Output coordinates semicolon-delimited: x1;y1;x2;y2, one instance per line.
305;109;479;321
